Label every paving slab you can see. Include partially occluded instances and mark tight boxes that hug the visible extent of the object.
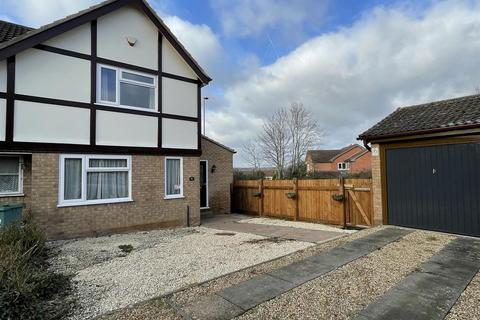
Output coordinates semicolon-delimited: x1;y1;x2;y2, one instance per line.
180;227;411;320
180;295;244;320
201;214;344;243
217;274;295;310
353;237;480;320
268;259;336;285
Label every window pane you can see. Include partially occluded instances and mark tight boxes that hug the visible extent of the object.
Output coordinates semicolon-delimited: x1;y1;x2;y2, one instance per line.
0;175;18;193
87;172;129;200
89;159;127;168
122;71;154;84
0;157;19;174
120;82;155;109
64;158;82;200
166;159;181;195
100;67;116;102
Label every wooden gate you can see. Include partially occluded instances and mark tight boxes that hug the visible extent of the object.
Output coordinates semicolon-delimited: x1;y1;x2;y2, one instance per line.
232;178;373;227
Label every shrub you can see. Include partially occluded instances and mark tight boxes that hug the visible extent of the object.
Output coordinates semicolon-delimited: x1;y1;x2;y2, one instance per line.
0;223;74;320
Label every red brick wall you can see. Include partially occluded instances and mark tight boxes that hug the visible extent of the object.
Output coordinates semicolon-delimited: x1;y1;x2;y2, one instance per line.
350;152;372;172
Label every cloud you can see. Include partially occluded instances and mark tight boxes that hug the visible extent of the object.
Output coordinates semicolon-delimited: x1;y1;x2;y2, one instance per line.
161;15;226;85
2;0;99;27
210;0;328;39
207;0;480;166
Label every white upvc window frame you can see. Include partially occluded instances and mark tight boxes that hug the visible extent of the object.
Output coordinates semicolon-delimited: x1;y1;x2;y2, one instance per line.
96;64;158;112
58;154;132;207
0;155;23;197
337;162;350;171
164;156;184;199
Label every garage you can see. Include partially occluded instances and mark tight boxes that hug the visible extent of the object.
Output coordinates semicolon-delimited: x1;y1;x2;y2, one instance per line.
359;94;480;237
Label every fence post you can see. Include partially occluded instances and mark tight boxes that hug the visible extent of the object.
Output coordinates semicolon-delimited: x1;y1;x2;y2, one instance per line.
293;178;299;221
340;177;347;229
258;179;264;216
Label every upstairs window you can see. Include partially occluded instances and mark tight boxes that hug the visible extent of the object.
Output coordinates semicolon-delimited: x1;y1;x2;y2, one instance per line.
97;64;157;111
0;156;22;195
338;162;350;171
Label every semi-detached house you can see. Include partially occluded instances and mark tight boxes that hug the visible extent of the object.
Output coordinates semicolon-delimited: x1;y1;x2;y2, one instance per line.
0;0;214;239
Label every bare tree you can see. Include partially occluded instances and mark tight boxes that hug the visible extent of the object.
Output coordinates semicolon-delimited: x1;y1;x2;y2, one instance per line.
259;108;290;178
241;140;262;169
287;103;322;171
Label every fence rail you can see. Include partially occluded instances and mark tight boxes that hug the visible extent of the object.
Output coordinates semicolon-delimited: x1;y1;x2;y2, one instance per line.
231;178;373;227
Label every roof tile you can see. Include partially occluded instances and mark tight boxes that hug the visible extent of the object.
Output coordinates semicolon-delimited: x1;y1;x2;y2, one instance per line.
359;94;480;140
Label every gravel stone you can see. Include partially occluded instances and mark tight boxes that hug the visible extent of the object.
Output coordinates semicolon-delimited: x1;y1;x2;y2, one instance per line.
238;217;357;233
49;226;312;319
170;226;385;307
445;272;480;320
237;230;453;320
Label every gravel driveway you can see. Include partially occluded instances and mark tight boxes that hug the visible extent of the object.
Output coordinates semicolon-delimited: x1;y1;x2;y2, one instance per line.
48;226;313;319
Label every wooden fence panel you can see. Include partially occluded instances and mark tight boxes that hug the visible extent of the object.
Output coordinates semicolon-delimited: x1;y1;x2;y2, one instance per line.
231;180;259;215
297;179;342;225
231;178;373;227
263;180;295;219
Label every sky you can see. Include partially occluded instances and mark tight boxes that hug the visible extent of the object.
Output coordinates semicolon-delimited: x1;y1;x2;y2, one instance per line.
2;0;480;167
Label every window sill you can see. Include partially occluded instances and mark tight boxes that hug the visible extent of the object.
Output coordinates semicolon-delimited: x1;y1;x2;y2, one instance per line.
164;195;185;200
0;193;24;198
94;103;158;114
57;198;133;208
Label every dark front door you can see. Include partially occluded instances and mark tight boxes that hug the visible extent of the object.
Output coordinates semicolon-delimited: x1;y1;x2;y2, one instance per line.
386;142;480;237
200;161;208;208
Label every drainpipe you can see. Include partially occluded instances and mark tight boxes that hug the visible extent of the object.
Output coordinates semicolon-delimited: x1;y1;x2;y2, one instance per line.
186;205;190;227
363;140;371;151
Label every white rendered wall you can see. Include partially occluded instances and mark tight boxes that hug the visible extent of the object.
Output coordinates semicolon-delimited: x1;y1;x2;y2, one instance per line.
0;60;6;92
162;78;197;117
15;49;90;102
14;101;90;144
162;118;197;149
162;38;197;79
96;110;158;147
0;99;6;141
97;6;158;70
43;23;91;54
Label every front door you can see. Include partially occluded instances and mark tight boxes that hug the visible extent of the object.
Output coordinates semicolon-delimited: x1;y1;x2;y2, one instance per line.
200;160;208;208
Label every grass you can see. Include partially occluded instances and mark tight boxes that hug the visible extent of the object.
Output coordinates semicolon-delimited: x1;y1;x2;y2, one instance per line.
0;222;74;319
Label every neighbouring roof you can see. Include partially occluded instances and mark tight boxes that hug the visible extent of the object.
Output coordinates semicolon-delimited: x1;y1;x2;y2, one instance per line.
306;144;363;163
202;135;236;153
0;0;211;84
235;167;276;176
345;149;370;162
359;94;480;142
0;20;33;43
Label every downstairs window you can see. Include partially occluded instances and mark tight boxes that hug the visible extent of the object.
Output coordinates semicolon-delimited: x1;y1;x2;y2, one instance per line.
165;157;183;199
0;156;23;195
59;155;132;206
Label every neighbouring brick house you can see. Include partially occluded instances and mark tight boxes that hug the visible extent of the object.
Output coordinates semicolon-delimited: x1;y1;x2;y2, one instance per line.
200;136;235;214
0;0;215;239
305;144;371;173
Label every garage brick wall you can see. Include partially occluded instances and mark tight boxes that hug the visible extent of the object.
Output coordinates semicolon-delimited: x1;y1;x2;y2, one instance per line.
4;153;200;239
371;144;383;225
200;138;234;214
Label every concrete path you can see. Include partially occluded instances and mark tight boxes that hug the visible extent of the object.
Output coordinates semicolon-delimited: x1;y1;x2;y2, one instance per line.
201;214;344;243
353;237;480;320
179;228;412;320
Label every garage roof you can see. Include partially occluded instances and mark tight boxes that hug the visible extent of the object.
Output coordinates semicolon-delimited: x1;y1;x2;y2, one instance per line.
359;94;480;142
